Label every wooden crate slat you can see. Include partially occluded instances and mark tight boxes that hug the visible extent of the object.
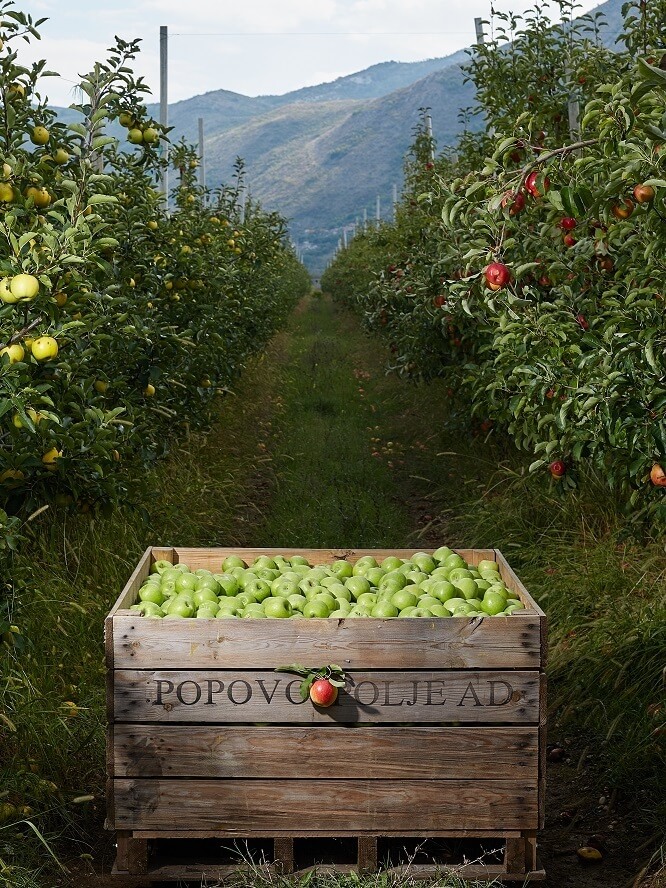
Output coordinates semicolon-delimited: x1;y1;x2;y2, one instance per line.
113;668;540;724
113;778;538;832
113;725;539;779
111;614;542;670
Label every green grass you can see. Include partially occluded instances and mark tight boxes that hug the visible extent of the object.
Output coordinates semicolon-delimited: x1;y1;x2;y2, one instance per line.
0;294;664;887
253;297;411;548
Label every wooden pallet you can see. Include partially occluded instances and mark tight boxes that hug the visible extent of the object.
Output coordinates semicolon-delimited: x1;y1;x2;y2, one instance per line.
113;832;546;882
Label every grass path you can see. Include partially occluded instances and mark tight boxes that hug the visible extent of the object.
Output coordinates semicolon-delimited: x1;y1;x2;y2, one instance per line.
4;295;663;888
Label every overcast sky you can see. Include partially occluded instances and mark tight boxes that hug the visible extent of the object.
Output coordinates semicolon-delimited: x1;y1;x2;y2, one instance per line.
18;0;605;107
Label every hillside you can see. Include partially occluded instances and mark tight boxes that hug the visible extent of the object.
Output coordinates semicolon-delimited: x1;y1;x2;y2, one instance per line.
52;0;625;273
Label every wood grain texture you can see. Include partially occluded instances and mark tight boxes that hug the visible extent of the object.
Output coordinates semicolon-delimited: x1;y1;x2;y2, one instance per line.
113;725;539;779
113;669;540;725
126;829;524;839
108;548;154;618
111;614;543;670
112;778;538;832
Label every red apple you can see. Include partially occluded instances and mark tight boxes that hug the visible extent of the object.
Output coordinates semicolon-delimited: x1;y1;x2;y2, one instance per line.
650;464;666;487
526;171;550;198
560;217;577;231
633;184;655;204
598;257;614;272
433;295;446;307
563;234;577;247
611;198;634;220
539;275;552;287
549;460;566;478
310;679;338;707
576;313;589;331
501;191;526;215
484;262;511;289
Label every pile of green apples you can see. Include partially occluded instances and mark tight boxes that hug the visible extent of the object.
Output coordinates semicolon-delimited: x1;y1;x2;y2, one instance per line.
130;547;526;619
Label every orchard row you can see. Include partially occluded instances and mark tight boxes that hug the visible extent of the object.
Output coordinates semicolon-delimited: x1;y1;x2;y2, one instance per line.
0;8;310;523
322;1;666;525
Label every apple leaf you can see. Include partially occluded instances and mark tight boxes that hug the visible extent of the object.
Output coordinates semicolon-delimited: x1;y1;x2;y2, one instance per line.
274;664;312;677
299;676;315;700
328;678;346;688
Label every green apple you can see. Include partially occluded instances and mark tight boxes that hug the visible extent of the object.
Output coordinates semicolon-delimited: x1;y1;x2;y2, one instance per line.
347;607;372;617
352;556;378;575
330;560;353;578
365;567;386;587
193;587;218;607
287;594;307;612
443;553;466;571
417;595;440;611
313;592;337;611
168;597;194;618
196;604;219;618
371;601;399;618
441;597;469;613
429;605;450;617
242;604;267;618
379;571;407;592
175;573;197;593
477;559;500;573
381;556;403;571
505;601;525;613
398;606;418;617
330;584;351;601
391;589;418;610
236;592;257;608
452;578;478;600
412;552;436;573
289;555;310;566
244;578;271;602
356;592;377;609
429;581;457;603
303;599;330;618
214;574;239;596
330;599;351;615
263;597;292;618
223;555;246;571
150;559;172;575
410;607;433;617
256;568;279;582
216;601;240;616
253;556;277;570
404;570;429;586
304;585;327;601
272;578;300;597
139;585;165;605
346;576;371;599
433;546;454;563
216;611;239;619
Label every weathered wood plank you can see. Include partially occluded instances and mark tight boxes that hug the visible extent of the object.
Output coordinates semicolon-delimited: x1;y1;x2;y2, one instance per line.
274;838;294;874
116;834;148;875
358;837;378;873
112;779;538;831
495;552;544;617
127;829;523;839
113;725;539;779
111;614;543;670
108;548;156;618
113;669;540;724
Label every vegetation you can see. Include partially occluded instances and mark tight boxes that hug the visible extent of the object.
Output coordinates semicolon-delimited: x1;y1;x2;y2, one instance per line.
323;0;666;526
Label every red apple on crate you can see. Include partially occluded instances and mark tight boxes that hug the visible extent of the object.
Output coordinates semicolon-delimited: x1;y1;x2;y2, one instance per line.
275;663;346;707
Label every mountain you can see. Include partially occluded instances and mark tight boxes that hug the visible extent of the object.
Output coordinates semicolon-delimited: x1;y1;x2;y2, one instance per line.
52;0;626;274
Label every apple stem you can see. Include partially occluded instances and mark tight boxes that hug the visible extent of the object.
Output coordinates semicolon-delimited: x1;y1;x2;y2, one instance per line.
5;316;42;348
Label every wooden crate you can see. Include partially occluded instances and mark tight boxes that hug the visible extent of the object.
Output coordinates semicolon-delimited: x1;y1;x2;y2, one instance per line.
106;547;547;883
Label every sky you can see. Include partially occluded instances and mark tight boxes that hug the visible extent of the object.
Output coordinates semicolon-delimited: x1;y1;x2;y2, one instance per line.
15;0;605;107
